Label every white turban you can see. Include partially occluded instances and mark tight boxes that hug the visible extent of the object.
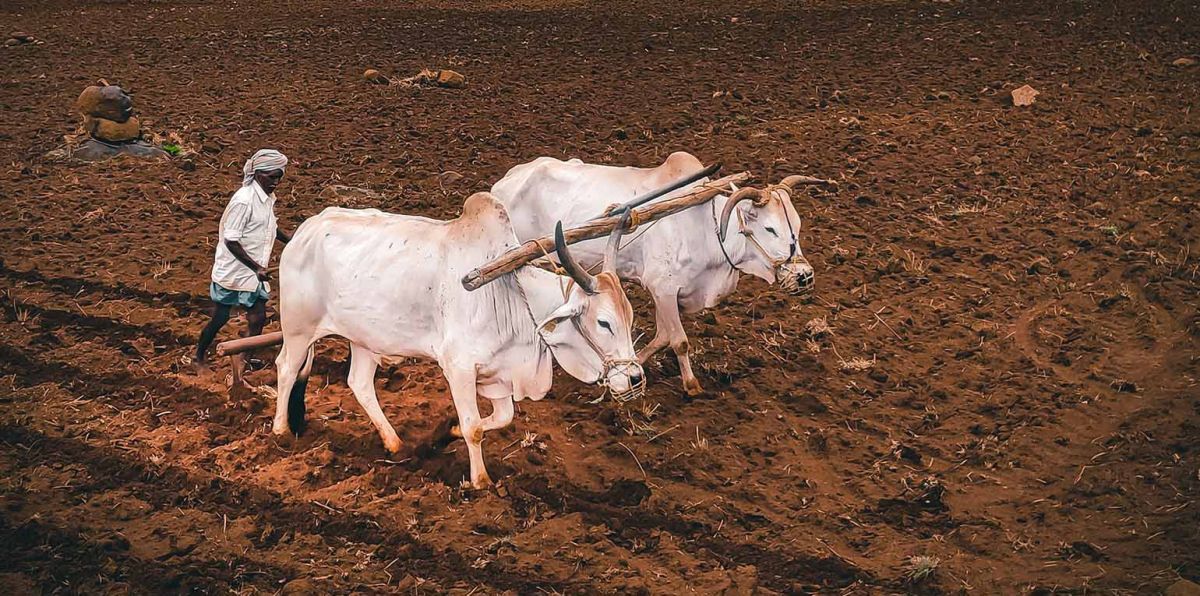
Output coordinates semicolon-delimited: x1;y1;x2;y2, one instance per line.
242;149;288;186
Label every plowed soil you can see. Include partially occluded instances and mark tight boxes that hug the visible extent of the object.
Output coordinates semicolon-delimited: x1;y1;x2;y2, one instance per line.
1;0;1198;593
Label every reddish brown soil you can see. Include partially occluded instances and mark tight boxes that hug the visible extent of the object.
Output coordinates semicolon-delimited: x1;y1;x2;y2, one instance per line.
1;0;1198;593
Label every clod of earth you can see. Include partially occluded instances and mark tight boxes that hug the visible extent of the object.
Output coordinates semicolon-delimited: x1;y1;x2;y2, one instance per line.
1012;84;1039;107
1166;579;1200;596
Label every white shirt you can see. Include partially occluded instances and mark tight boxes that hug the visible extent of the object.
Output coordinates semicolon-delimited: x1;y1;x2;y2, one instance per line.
211;181;278;292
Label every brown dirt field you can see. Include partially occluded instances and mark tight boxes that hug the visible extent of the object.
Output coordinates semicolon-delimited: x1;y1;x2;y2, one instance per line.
1;0;1198;593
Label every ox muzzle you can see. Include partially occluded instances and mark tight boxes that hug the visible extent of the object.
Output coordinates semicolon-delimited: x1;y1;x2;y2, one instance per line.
777;256;815;296
602;359;646;403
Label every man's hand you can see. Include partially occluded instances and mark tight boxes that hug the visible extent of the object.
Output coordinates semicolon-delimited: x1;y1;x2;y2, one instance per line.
255;267;270;281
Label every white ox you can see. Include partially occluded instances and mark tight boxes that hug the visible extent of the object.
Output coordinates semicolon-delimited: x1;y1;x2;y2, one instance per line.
271;193;643;488
492;151;825;395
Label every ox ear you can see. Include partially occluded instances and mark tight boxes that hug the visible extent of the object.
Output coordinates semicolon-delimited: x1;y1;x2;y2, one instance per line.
537;299;583;336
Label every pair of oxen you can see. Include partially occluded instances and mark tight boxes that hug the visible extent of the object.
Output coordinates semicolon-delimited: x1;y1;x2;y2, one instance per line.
273;151;827;488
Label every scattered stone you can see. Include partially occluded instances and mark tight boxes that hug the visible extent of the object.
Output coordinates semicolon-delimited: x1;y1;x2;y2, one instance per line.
4;31;41;46
1166;579;1200;596
76;85;134;122
1172;57;1196;67
1011;84;1039;107
436;69;466;88
88;115;141;142
363;68;388;84
399;68;467;89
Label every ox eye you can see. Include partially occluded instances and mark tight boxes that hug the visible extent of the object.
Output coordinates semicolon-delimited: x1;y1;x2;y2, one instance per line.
598;320;613;334
765;226;779;237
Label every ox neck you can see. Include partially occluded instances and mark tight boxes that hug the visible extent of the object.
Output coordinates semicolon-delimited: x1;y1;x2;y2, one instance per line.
514;267;573;328
710;194;754;275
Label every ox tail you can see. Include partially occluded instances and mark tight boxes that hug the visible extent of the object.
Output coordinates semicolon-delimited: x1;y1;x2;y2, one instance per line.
287;345;315;435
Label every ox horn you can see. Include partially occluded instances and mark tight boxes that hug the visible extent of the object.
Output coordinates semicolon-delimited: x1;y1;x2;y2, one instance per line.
718;187;765;242
778;174;838;192
555;221;597;294
603;211;632;275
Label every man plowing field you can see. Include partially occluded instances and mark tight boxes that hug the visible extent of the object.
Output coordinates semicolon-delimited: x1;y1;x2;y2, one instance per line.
193;149;293;370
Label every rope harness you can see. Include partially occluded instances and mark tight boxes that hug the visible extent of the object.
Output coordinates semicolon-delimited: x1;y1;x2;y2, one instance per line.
711;185;812;294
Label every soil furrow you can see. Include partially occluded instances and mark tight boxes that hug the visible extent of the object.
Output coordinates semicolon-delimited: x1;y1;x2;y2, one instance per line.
511;476;882;591
0;516;290;594
0;424;577;593
0;260;206;317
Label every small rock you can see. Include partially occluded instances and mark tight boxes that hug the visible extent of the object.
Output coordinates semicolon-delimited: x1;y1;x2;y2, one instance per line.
10;32;32;41
1012;84;1039;106
75;85;134;122
363;68;388;84
436;69;466;88
4;38;18;47
1166;579;1200;596
1171;57;1196;67
89;116;141;142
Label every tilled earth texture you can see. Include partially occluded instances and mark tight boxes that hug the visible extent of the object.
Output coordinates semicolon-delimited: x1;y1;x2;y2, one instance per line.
1;0;1198;593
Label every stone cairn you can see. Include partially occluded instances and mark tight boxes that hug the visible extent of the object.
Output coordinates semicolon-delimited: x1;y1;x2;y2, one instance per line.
51;82;167;161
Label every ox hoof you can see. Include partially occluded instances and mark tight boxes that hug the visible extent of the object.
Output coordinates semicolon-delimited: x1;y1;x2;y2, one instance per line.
682;378;705;397
471;474;494;490
449;424;463;439
383;437;404;455
271;421;291;436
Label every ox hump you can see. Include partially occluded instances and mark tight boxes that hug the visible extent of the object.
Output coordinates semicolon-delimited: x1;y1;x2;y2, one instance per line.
457;192;515;235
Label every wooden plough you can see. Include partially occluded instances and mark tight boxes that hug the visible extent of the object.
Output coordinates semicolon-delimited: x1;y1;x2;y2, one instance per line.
213;169;749;389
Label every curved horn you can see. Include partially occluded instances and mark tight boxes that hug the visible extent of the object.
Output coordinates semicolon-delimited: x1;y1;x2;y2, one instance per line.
779;174;837;192
555;221;597;294
603;211;632;274
718;187;764;242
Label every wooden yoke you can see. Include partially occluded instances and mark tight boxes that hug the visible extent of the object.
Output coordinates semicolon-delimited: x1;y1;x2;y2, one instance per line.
461;171;750;291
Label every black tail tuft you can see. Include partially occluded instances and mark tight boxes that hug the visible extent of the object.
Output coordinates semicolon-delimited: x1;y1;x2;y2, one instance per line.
287;374;308;435
287;349;313;435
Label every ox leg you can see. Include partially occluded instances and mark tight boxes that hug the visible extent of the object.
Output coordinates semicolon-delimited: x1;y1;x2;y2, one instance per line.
482;396;515;432
347;344;403;454
636;290;678;364
642;291;704;396
273;336;312;435
449;395;514;438
444;366;491;488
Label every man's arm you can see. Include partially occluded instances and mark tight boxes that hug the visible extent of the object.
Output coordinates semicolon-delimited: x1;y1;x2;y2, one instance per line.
276;228;291;243
225;240;269;281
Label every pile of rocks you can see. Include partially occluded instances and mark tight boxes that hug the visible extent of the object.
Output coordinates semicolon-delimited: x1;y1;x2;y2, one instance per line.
47;82;168;161
4;32;42;47
75;84;142;142
363;67;467;89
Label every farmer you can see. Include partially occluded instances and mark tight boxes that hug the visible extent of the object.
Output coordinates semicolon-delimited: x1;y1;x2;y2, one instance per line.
193;149;292;370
